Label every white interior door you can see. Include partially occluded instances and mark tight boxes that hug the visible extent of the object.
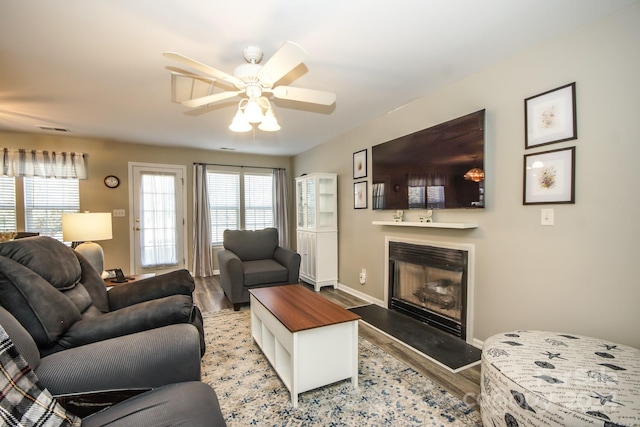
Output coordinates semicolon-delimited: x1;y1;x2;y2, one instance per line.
129;162;187;275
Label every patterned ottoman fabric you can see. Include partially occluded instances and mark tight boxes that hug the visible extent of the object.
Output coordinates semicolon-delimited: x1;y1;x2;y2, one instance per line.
480;331;640;427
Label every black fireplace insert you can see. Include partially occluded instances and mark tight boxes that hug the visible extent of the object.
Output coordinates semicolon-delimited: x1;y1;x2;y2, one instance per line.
388;241;468;339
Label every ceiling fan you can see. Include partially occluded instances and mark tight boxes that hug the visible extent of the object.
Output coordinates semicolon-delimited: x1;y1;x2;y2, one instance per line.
163;41;336;132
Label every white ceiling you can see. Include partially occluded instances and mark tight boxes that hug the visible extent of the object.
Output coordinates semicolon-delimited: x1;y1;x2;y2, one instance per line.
1;0;637;156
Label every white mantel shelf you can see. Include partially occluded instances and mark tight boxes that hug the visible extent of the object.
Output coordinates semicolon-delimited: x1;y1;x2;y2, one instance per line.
372;221;478;229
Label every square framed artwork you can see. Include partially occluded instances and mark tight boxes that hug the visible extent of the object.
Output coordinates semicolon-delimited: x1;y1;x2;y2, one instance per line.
523;146;575;205
354;181;367;209
353;149;367;179
525;82;576;149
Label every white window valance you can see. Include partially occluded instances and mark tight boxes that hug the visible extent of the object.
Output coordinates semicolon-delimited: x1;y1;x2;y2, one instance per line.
1;148;87;179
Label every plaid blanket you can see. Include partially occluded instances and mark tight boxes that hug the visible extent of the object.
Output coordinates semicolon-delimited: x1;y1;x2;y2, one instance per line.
0;325;81;426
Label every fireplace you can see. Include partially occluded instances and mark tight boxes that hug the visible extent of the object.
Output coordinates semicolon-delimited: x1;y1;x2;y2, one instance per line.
385;238;475;342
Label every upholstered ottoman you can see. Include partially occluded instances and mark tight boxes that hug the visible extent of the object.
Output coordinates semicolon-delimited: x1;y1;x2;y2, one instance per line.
481;331;640;427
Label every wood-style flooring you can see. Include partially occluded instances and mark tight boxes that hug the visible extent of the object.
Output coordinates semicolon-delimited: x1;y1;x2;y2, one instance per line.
193;276;481;405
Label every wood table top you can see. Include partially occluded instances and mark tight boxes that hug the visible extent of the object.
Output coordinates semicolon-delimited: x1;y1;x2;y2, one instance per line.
249;284;361;333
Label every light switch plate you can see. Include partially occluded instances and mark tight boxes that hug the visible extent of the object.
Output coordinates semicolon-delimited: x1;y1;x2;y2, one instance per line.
541;208;554;226
113;209;126;217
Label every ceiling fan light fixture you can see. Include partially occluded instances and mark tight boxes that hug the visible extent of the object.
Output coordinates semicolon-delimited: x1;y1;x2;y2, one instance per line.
258;108;281;132
228;108;252;132
244;99;264;123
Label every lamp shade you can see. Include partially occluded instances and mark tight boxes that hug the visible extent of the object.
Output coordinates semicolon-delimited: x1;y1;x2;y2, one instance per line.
243;99;264;123
258;108;281;132
62;212;113;242
228;109;252;132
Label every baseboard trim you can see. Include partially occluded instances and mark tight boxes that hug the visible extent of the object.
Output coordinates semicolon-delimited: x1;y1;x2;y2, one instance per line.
336;282;385;307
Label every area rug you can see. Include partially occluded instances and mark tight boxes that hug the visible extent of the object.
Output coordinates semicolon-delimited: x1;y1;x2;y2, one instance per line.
201;310;481;426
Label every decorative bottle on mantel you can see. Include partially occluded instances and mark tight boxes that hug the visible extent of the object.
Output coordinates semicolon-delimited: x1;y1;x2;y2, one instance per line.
295;173;338;292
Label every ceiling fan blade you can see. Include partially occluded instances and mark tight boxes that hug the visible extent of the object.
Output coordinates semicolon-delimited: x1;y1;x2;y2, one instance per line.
272;86;336;105
181;90;242;108
167;67;216;82
163;52;244;88
258;41;308;87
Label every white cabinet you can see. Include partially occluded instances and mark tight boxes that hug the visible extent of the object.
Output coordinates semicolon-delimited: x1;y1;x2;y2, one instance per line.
295;173;337;291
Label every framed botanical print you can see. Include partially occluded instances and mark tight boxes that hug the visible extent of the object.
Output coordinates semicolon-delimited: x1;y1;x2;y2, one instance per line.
353;149;367;179
523;146;575;205
354;181;367;209
525;82;577;149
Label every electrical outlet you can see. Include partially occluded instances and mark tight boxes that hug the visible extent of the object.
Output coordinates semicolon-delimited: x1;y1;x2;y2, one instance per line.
541;208;554;226
359;268;366;285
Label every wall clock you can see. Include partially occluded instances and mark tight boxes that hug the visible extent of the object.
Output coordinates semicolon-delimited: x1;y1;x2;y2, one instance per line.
104;175;120;188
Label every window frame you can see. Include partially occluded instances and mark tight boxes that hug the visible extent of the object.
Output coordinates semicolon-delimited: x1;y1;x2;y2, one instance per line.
0;176;80;240
206;166;274;245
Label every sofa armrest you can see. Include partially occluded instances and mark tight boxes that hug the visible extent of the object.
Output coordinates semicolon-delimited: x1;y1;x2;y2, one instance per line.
36;323;202;395
107;269;195;311
217;249;244;294
58;295;195;350
274;247;301;284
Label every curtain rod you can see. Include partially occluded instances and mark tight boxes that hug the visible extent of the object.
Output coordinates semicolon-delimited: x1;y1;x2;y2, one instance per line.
193;162;284;171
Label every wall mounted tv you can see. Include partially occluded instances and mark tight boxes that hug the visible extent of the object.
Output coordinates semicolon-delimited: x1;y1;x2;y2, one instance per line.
372;109;485;210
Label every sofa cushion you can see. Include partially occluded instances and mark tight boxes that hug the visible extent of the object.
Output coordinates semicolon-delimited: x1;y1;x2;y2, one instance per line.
242;259;289;286
223;228;278;261
0;236;81;290
0;256;82;348
63;283;94;314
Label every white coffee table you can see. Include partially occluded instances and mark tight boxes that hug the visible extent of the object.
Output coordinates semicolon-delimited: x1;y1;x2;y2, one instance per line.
249;284;360;407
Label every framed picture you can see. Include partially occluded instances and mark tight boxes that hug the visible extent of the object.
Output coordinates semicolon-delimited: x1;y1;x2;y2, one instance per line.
525;82;576;149
353;149;367;179
523;146;575;205
354;181;368;209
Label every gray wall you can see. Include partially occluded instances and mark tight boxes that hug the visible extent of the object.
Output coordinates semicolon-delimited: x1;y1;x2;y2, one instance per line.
293;5;640;348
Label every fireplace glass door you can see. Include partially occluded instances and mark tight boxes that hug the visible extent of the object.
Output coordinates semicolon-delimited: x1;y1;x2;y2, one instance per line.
392;261;463;324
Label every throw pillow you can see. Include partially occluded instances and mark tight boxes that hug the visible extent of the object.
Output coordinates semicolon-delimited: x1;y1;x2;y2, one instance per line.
0;325;81;426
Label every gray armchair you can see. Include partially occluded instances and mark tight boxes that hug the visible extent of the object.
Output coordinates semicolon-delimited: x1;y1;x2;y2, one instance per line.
217;228;301;310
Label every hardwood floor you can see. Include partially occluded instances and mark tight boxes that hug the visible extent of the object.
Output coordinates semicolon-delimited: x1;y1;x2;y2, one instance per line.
193;276;481;405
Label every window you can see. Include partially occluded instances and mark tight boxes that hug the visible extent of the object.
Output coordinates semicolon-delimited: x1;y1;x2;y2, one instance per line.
139;172;178;267
0;176;16;232
426;185;445;209
244;174;274;231
207;168;273;245
24;177;79;241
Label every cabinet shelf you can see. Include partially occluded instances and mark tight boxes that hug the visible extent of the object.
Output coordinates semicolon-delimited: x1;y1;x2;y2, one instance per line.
371;220;478;229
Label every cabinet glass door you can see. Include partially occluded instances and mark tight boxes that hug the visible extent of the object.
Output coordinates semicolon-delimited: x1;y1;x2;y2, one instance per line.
305;178;316;229
296;180;305;229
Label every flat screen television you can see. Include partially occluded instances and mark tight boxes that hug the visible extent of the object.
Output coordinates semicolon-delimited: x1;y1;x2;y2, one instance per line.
371;109;485;210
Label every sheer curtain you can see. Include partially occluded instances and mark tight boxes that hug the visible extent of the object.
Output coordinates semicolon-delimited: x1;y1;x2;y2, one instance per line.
139;173;178;268
2;148;86;179
272;168;290;248
192;164;213;277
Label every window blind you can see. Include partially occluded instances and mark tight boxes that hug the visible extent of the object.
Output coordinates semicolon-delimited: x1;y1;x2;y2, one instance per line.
207;171;240;244
244;173;274;231
206;168;274;245
24;177;79;241
0;176;16;231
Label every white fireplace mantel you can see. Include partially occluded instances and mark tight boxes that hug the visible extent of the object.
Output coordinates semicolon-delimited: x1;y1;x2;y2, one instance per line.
372;220;477;229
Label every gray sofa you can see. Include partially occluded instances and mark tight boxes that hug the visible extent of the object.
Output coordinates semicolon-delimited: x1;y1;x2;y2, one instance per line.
217;228;301;310
0;236;205;356
0;305;226;425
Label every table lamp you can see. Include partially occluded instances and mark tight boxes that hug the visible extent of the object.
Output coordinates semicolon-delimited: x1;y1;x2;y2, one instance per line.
62;212;113;278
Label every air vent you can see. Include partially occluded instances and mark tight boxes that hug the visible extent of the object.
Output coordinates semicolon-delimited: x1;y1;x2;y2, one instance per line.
38;126;70;132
